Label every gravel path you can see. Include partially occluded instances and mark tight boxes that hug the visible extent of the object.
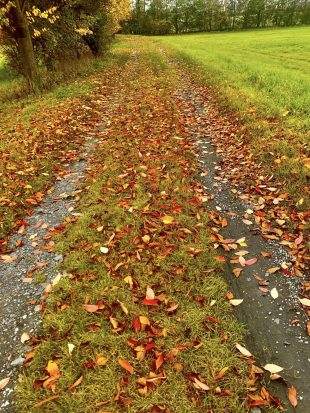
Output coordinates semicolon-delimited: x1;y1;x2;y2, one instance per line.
176;85;310;412
0;132;100;412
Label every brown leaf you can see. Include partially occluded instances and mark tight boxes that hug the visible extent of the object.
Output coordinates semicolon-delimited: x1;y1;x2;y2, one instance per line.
288;385;298;407
83;304;99;313
69;375;83;391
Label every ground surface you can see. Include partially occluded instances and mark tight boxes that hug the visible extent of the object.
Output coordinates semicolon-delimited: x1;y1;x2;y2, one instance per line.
0;34;309;412
157;27;310;205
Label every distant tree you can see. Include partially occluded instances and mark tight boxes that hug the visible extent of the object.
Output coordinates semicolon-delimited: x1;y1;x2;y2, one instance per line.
127;0;309;34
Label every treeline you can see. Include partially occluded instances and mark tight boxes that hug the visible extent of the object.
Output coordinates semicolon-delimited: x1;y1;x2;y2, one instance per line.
126;0;310;35
0;1;131;90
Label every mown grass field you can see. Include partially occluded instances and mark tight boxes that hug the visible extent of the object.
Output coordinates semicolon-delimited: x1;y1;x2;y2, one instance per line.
157;27;310;204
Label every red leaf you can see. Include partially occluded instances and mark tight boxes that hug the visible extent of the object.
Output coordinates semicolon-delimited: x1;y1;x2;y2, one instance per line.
155;353;164;370
142;298;159;306
132;317;141;332
245;257;257;266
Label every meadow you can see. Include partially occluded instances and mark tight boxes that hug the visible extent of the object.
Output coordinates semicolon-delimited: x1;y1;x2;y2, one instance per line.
157;27;310;202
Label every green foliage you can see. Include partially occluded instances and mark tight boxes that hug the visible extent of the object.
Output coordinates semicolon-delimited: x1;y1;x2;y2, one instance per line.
0;0;132;80
126;0;310;35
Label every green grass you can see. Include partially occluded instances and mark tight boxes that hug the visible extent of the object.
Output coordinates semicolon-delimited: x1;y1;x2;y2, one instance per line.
16;37;249;413
156;27;310;204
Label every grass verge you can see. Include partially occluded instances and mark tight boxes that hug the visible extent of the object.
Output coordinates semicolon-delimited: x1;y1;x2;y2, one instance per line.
16;37;249;413
156;27;310;207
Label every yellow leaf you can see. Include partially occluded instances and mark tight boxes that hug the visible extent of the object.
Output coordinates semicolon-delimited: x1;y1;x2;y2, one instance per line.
96;355;108;366
139;315;150;325
46;361;60;378
161;215;174;225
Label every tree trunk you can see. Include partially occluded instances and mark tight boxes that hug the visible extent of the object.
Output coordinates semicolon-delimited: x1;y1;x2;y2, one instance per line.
13;0;38;92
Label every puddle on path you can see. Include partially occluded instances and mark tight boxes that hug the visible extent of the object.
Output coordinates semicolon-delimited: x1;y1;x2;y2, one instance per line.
0;132;101;412
176;87;309;412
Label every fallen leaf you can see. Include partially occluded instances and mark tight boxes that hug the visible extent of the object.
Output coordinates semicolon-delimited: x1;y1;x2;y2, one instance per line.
161;215;174;225
46;361;60;377
233;268;243;277
142;235;151;243
267;267;280;274
229;299;244;306
21;332;30;344
299;297;310;307
0;377;10;390
146;286;155;300
155;353;164;370
139;315;150;326
193;377;209;391
118;358;134;374
215;367;229;380
100;246;109;254
118;300;129;315
0;255;16;263
84;304;99;313
236;343;252;357
288;385;298;407
263;364;283;374
245;257;257;266
270;288;279;299
124;275;133;288
68;343;75;355
69;375;83;390
96;355;108;366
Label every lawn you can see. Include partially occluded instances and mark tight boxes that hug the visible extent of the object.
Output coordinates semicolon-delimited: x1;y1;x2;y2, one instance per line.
157;27;310;204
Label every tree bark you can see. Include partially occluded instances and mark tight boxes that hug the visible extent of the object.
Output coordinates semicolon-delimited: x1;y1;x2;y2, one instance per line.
13;0;38;92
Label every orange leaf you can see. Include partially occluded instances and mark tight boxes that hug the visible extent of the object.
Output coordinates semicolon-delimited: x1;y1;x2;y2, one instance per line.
118;358;134;374
155;353;164;370
83;304;99;313
288;385;298;407
46;361;60;378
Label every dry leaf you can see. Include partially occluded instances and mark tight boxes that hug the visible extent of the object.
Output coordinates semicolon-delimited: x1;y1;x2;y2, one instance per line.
0;255;16;263
46;361;60;377
21;332;30;343
299;297;310;307
161;215;174;225
263;364;283;374
84;304;99;313
229;299;244;306
68;343;75;355
233;268;243;277
100;246;109;254
288;385;298;407
193;377;209;391
118;358;134;374
270;288;279;299
96;355;108;366
0;377;10;390
146;286;155;300
236;343;252;357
